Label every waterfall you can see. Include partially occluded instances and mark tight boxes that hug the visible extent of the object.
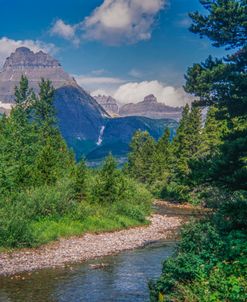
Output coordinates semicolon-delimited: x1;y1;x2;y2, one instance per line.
96;126;105;146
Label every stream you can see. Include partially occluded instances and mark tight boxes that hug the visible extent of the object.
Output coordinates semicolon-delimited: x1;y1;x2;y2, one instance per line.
0;203;196;302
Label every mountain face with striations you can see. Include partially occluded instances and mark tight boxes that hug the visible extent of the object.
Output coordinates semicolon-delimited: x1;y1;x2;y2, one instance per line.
0;48;179;162
93;95;119;116
0;47;77;103
119;94;183;121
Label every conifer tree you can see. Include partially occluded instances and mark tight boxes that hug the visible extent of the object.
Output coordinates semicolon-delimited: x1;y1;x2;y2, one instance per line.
94;155;122;204
127;131;156;184
188;105;203;159
73;159;87;201
33;78;56;128
155;128;173;182
173;104;192;177
202;105;226;156
31;79;73;185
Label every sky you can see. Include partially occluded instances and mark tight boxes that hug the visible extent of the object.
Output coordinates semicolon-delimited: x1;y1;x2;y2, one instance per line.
0;0;227;106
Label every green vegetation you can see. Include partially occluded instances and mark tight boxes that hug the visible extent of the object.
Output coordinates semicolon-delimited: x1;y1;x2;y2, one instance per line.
0;76;152;249
146;1;247;301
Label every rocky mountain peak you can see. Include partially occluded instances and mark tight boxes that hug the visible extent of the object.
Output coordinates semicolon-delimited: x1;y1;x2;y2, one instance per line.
3;47;60;70
143;94;158;103
0;47;77;103
94;95;119;116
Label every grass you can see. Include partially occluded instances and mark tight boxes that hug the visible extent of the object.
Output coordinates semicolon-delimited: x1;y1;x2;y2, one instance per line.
31;212;149;246
31;203;151;246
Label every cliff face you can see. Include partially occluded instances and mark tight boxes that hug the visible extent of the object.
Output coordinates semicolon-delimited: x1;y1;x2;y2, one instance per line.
0;47;77;103
94;95;119;116
119;94;183;121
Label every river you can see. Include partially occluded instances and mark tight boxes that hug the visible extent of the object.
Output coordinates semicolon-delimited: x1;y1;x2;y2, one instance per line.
0;203;196;302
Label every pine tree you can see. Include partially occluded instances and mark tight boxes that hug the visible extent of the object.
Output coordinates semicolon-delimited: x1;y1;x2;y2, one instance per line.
184;0;247;189
73;159;87;201
94;155;122;204
155;128;173;182
173;104;192;177
127;131;156;184
188;105;203;159
14;75;33;107
202;105;227;156
33;78;56;127
31;78;73;186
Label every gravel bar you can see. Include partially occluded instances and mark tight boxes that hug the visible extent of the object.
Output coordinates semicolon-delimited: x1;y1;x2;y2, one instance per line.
0;214;182;276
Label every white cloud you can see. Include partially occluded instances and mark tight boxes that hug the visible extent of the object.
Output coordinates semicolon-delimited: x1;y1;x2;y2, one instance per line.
82;0;166;45
113;80;191;106
129;69;142;78
51;0;166;46
0;37;57;68
50;19;77;43
74;75;125;86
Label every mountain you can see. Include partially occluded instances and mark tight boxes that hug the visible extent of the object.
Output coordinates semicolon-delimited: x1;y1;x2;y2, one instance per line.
0;48;179;162
86;116;178;163
0;47;109;155
94;95;119;116
0;47;77;104
119;94;183;121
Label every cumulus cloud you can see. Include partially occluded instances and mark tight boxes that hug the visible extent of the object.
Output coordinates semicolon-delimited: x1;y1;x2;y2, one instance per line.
51;0;166;45
0;37;57;68
50;19;75;39
50;19;78;44
82;0;166;45
113;80;192;106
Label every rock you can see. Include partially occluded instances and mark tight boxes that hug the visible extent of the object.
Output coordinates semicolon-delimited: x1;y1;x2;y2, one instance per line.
119;94;183;121
0;47;77;103
93;95;119;116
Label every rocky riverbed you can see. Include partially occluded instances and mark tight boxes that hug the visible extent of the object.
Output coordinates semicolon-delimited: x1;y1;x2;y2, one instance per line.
0;213;182;276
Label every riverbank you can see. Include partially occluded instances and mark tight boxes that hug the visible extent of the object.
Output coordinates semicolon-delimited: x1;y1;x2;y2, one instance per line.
0;210;182;276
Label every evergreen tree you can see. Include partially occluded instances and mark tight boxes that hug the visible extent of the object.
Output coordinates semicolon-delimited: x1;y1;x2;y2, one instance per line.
202;105;227;156
0;77;38;194
188;105;203;159
94;155;122;204
185;0;247;189
72;159;87;201
32;79;73;186
33;78;56;127
127;131;156;184
173;104;192;178
14;75;33;107
154;128;173;183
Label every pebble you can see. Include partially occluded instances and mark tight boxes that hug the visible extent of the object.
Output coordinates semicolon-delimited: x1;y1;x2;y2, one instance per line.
0;214;182;276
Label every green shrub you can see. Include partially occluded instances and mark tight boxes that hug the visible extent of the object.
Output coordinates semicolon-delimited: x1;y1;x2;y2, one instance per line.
0;210;34;248
160;182;190;202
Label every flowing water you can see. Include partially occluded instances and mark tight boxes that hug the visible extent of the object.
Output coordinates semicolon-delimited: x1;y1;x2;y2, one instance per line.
0;203;197;302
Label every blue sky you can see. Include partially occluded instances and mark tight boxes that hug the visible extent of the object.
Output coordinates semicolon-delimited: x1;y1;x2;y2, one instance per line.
0;0;227;106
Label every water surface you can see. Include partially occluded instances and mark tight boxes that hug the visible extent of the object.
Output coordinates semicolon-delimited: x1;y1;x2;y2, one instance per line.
0;241;176;302
0;202;195;302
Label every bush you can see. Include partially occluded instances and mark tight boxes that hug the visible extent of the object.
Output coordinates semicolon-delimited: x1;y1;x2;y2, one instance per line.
0;210;34;248
149;191;247;302
160;182;190;202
